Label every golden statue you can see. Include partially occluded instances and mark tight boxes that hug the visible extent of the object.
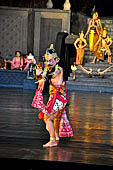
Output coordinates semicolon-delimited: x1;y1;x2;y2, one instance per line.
71;62;77;80
74;31;87;65
91;27;113;64
85;12;103;52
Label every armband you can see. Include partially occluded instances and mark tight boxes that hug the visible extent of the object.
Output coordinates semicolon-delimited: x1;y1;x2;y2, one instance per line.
52;67;61;78
43;77;48;81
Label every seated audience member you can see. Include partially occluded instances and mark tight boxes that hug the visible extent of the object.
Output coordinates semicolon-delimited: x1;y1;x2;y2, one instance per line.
22;53;27;69
12;51;23;70
24;51;36;70
0;51;4;69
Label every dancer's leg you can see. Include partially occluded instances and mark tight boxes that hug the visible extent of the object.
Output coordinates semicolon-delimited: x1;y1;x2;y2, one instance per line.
43;119;58;147
54;119;60;141
108;55;113;64
90;56;96;64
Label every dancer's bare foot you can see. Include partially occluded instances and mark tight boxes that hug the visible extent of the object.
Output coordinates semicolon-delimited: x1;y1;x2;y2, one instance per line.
56;136;60;141
90;61;95;64
43;140;58;148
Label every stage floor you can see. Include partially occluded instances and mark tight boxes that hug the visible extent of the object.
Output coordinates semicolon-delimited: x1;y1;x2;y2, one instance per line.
0;88;113;169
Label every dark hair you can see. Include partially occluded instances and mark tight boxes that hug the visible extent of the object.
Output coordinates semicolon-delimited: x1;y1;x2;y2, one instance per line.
46;48;56;55
15;50;21;56
28;51;34;56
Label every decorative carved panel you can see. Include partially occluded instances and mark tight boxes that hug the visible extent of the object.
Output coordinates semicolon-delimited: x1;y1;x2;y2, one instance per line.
34;9;71;60
39;18;62;57
0;8;28;58
0;7;70;62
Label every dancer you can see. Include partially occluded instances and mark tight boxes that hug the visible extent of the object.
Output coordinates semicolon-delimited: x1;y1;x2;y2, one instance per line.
91;27;113;64
85;12;103;52
32;45;73;147
74;30;87;65
71;62;77;80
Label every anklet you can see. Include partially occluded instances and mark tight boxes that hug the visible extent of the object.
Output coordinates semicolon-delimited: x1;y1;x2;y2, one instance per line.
50;137;55;141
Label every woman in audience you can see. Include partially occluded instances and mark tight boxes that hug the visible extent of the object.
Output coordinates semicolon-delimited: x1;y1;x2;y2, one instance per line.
24;51;36;70
12;51;23;70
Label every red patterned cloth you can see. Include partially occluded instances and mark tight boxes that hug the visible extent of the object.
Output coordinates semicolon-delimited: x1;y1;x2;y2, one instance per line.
59;111;73;137
32;88;73;137
32;89;45;111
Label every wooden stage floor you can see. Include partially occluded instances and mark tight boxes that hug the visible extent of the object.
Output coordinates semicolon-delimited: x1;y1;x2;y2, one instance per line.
0;88;113;169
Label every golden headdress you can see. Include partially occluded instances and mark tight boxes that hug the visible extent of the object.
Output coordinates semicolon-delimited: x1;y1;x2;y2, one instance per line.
45;44;60;61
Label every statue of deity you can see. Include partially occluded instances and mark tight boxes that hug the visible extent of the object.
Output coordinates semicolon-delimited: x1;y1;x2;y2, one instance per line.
63;0;71;10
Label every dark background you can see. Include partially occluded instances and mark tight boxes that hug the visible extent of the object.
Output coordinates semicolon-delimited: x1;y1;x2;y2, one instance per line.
0;0;112;16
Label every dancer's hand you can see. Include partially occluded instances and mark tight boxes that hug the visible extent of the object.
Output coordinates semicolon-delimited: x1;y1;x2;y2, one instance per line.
38;79;45;90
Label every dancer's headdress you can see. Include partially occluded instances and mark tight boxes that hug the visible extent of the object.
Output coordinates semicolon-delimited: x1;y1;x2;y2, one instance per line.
45;44;60;61
79;30;84;36
93;12;98;18
103;27;107;33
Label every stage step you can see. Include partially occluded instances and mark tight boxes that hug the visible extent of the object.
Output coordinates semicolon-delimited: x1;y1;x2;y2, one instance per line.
66;80;113;93
66;63;113;93
66;17;113;92
0;69;37;90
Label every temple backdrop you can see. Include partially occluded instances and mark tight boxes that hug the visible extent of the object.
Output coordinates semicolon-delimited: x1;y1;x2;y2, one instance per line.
0;0;112;16
0;6;70;62
0;0;113;61
0;7;28;59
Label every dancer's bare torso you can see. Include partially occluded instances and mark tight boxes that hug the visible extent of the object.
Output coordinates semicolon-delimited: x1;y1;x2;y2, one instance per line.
38;66;63;90
51;66;63;86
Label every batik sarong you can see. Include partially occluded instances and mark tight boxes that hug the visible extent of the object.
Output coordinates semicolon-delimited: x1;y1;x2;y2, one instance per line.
32;84;73;137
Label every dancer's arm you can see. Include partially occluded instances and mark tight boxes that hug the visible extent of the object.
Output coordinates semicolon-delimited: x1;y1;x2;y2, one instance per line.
38;79;45;90
82;39;87;48
107;37;112;47
85;20;92;38
98;19;103;31
74;38;79;49
48;65;62;78
35;68;48;89
94;36;101;50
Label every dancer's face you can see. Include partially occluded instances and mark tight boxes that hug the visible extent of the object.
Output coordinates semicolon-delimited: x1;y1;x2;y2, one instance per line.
93;12;98;20
45;54;56;68
103;30;107;38
80;32;84;38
